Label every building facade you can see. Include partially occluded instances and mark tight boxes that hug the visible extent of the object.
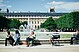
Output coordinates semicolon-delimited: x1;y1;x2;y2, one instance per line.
2;12;67;29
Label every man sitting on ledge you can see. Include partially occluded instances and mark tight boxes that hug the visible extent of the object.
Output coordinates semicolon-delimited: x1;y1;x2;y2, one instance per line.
50;33;60;45
70;29;79;45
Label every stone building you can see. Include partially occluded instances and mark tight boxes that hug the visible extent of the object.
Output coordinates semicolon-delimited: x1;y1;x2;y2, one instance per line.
2;12;67;29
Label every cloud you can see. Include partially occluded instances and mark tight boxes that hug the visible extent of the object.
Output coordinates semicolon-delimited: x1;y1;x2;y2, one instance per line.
47;1;65;5
0;0;12;8
0;4;12;8
7;5;12;8
0;0;4;6
61;2;79;9
0;4;5;7
0;0;4;3
56;2;79;12
0;0;5;7
46;1;79;12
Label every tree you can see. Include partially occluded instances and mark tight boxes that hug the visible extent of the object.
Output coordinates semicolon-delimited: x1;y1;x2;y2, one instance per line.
0;14;10;30
56;13;73;29
21;21;28;26
9;19;21;29
40;17;57;31
72;12;79;29
56;11;79;31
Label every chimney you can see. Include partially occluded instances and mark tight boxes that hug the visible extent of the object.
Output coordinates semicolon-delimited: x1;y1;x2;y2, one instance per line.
7;8;9;13
0;8;2;11
49;7;55;13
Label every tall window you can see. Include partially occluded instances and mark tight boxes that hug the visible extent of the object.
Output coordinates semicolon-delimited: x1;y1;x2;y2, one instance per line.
32;21;33;24
38;26;39;29
35;21;36;24
35;25;36;29
38;21;39;24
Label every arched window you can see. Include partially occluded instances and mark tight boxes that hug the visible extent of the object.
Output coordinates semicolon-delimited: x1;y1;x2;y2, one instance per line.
38;21;39;24
32;21;33;24
35;25;36;29
35;21;36;24
38;26;39;29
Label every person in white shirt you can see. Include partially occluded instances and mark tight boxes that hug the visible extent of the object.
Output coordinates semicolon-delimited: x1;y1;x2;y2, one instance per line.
26;31;36;47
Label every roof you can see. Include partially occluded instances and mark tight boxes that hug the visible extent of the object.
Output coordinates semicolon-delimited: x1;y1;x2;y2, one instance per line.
2;12;68;16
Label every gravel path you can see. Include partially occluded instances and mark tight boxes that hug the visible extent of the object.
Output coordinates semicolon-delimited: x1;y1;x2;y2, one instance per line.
0;44;79;52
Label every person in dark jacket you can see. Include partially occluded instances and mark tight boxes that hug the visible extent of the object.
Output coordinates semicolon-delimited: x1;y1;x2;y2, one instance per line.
70;29;79;44
5;31;15;46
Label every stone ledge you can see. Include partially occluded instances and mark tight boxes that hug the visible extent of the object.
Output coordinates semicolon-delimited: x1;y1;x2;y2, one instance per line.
0;38;71;44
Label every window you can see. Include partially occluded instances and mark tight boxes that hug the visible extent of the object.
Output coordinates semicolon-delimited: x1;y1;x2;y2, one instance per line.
35;21;36;24
38;21;39;24
32;21;33;24
35;25;36;29
10;15;11;17
38;26;39;29
20;15;22;17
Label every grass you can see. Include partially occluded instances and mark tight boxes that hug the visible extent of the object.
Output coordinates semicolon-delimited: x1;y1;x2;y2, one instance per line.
60;34;72;38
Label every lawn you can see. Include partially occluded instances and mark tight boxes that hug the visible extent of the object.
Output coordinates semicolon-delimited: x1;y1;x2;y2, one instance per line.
60;34;73;38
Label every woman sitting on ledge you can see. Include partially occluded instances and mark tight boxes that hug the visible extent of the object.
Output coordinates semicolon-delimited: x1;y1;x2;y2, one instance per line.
26;31;36;47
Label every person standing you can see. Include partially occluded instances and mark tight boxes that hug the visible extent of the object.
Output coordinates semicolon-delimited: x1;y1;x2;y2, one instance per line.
14;30;20;45
5;31;15;46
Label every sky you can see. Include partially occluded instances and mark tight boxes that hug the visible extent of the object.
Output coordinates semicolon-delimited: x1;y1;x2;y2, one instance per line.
0;0;79;13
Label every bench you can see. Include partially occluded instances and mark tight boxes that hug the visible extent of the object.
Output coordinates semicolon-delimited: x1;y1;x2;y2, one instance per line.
51;34;70;45
51;38;71;45
53;38;70;43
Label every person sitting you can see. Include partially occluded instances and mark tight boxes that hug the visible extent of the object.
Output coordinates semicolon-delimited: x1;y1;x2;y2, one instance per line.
26;31;36;47
5;31;15;46
50;33;60;45
70;29;79;45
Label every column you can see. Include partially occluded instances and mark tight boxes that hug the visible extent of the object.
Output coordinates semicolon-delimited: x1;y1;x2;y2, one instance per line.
27;17;30;29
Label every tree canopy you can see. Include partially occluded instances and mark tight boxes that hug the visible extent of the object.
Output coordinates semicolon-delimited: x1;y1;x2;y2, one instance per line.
0;14;10;30
40;17;57;31
56;11;79;30
9;19;21;29
21;21;27;26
